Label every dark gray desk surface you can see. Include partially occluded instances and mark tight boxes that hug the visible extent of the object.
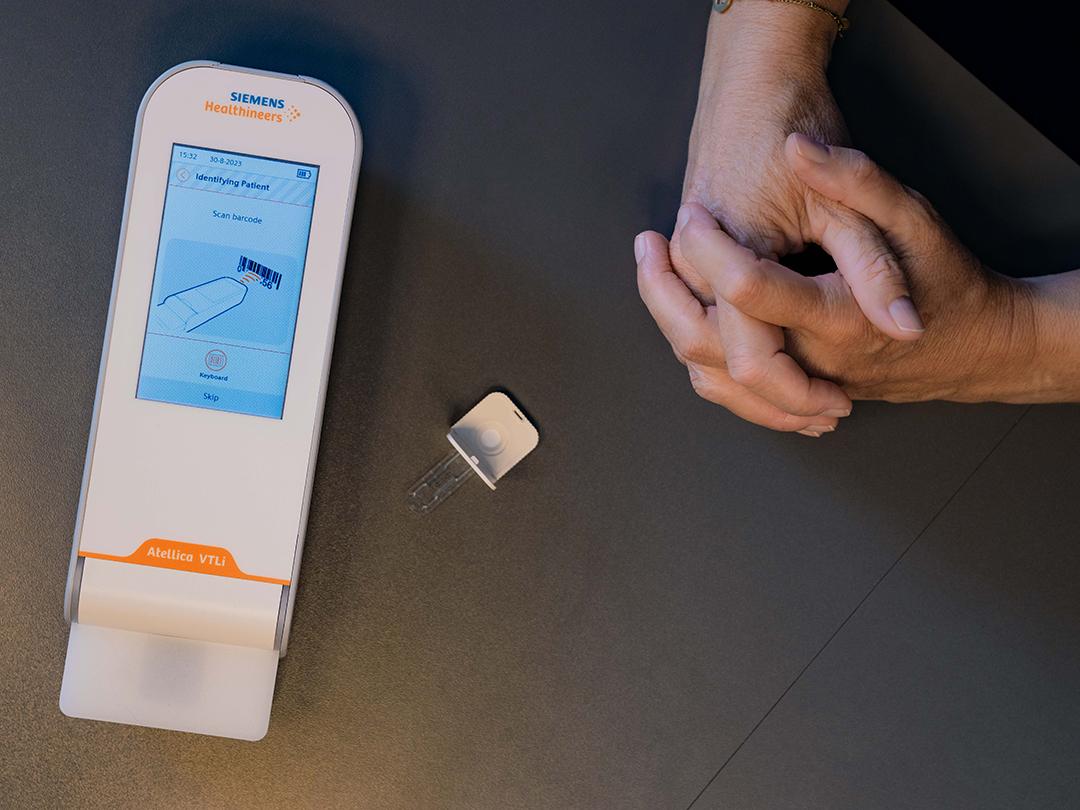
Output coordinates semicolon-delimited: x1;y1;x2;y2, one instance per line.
2;1;1079;807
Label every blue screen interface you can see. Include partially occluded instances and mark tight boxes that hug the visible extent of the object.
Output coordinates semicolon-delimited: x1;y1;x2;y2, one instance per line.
136;144;319;419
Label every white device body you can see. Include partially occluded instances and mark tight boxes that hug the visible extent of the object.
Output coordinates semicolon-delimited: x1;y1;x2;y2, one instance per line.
60;62;362;740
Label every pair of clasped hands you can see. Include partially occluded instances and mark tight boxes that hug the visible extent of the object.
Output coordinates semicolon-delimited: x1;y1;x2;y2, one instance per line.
635;2;1076;436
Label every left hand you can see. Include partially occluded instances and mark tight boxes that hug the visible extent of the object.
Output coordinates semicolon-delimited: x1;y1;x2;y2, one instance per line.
675;3;849;289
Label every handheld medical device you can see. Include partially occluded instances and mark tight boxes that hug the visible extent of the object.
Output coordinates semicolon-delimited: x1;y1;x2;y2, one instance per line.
60;62;362;740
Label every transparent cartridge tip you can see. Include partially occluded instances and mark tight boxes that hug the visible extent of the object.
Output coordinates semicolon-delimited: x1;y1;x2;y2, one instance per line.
407;451;475;514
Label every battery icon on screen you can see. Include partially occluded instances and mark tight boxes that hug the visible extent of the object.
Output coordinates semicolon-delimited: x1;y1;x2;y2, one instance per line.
296;168;312;179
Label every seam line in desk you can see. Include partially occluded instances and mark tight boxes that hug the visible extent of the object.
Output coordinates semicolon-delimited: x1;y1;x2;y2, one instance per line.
684;405;1033;810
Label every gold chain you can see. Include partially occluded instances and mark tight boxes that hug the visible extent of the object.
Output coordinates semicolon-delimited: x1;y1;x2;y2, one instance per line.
713;0;851;38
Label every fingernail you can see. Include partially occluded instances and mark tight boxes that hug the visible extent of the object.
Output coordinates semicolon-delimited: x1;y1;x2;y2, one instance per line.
793;133;830;164
798;429;823;438
888;296;925;333
676;204;692;233
634;232;647;263
807;424;835;433
821;408;851;418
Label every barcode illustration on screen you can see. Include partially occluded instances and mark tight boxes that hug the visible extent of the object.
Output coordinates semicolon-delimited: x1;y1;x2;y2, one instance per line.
236;255;282;290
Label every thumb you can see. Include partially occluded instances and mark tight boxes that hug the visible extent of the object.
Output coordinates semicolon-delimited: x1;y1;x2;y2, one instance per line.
813;203;926;340
787;134;926;340
786;132;928;250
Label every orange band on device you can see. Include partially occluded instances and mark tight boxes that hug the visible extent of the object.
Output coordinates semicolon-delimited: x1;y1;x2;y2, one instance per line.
79;539;290;586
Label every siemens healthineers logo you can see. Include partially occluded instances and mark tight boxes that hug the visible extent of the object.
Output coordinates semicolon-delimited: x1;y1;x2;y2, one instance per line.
203;91;302;124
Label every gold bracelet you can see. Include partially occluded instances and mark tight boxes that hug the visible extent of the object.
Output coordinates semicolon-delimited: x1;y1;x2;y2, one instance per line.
713;0;851;38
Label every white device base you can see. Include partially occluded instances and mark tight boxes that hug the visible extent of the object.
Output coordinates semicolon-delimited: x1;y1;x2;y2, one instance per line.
60;622;279;741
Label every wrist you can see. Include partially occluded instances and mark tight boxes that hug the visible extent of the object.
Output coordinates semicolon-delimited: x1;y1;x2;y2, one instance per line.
961;273;1080;403
703;0;841;85
687;5;846;185
693;2;838;143
1022;272;1080;401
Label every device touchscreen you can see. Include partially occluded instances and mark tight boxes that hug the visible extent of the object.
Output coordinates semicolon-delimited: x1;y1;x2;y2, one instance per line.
135;143;319;419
